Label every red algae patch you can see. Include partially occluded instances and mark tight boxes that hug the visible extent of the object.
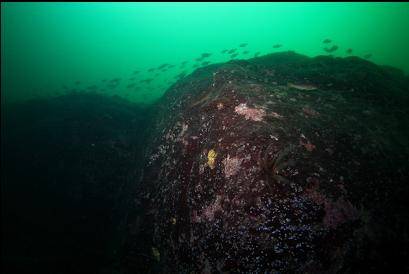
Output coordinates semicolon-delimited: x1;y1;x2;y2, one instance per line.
234;103;266;121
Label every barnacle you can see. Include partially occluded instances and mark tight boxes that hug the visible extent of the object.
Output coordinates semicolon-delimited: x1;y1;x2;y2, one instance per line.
207;149;217;169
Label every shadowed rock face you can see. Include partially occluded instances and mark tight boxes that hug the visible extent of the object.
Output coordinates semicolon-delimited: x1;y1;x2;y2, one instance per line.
1;93;152;274
121;52;409;273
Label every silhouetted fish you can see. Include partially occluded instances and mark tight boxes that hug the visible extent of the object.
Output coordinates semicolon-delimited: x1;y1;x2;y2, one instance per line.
221;49;228;54
174;71;187;79
323;39;331;44
148;68;155;72
133;70;140;74
231;53;238;58
196;57;204;62
111;78;121;82
154;73;160;77
201;61;210;66
254;52;261;57
273;44;282;48
239;43;248;47
363;54;372;59
101;79;107;82
192;64;199;68
127;83;136;88
129;77;136;80
181;61;188;65
346;48;353;54
142;78;153;83
168;65;176;69
157;64;169;70
74;80;81;85
201;53;212;58
242;50;249;55
323;45;338;53
228;49;236;54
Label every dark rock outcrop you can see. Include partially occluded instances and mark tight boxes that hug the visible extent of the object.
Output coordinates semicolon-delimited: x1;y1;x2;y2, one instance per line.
1;93;152;274
121;52;409;273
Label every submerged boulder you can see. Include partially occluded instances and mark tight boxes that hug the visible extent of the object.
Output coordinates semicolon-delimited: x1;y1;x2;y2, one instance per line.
121;52;409;273
1;93;152;274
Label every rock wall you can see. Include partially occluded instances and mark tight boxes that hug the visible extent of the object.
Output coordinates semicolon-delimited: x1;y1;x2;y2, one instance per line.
121;52;409;273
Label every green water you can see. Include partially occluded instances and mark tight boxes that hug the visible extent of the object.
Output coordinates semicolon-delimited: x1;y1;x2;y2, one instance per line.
2;2;409;104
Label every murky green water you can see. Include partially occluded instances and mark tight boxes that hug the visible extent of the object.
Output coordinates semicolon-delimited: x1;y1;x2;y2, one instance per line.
2;2;409;104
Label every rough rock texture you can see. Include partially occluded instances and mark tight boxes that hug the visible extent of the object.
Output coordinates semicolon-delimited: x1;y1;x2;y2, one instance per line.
1;93;152;274
121;52;409;273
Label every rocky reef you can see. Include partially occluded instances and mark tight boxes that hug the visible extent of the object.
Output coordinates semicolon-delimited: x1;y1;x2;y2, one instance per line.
121;52;409;273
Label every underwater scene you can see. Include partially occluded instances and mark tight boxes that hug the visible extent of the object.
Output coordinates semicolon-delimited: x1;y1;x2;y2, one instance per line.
1;2;409;274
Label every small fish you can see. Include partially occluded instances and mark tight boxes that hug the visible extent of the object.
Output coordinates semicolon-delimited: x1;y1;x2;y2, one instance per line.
140;78;153;83
129;77;136;81
154;73;160;77
74;80;81;85
254;52;261;57
174;71;187;79
231;53;238;59
323;39;332;44
111;78;121;82
227;49;236;54
133;70;140;74
242;50;249;55
101;79;107;82
239;43;248;47
157;64;169;70
346;48;353;54
181;61;188;65
192;64;199;68
201;53;212;58
323;45;338;53
167;65;175;69
221;49;228;54
287;82;318;91
127;83;136;88
201;61;210;66
196;57;204;62
273;44;282;48
363;53;372;59
87;85;98;89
